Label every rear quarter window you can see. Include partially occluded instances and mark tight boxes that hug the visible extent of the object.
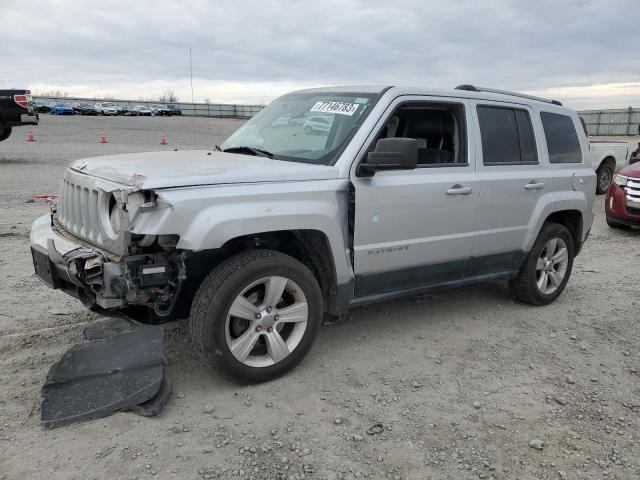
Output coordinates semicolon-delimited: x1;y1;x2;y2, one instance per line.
540;112;582;164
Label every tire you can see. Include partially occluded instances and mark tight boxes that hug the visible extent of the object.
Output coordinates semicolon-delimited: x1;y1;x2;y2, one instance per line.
189;250;323;384
606;216;631;230
0;126;12;142
596;163;614;194
510;223;574;306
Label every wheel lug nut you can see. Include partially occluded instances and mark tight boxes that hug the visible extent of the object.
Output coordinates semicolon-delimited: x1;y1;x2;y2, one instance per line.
274;315;279;321
266;306;272;313
256;326;262;332
255;313;262;319
267;327;273;333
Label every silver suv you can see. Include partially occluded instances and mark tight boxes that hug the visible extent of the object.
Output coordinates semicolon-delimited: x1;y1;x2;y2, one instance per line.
30;85;596;383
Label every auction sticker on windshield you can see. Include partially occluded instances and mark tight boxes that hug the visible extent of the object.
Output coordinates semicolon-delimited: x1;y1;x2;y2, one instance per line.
310;101;360;116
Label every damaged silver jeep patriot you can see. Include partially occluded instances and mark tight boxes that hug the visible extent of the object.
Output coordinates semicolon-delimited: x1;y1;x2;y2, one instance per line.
31;85;596;383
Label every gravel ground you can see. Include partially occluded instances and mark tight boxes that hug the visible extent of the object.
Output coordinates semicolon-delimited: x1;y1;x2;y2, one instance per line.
1;115;639;480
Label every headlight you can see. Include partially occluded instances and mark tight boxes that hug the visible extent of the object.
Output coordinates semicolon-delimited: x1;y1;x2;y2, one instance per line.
613;174;628;187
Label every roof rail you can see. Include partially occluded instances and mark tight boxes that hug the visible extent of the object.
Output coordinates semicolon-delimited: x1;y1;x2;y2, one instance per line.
455;84;562;106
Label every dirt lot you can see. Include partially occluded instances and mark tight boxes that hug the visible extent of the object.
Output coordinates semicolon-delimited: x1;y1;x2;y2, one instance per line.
1;115;639;480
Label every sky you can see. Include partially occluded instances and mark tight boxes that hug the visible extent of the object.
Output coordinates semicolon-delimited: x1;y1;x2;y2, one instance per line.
1;0;639;110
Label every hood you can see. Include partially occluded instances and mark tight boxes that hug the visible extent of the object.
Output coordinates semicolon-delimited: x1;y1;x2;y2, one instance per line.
69;150;341;189
620;161;640;179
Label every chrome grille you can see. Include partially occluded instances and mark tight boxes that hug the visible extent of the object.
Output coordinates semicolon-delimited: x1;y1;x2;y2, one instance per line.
626;178;640;210
55;169;124;252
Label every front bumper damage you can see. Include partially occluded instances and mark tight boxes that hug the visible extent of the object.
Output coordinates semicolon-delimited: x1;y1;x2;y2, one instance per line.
30;214;186;315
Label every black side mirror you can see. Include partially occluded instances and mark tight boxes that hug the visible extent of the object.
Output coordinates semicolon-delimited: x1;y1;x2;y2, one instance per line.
357;137;418;176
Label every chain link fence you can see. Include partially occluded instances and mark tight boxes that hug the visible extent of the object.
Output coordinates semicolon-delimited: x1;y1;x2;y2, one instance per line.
578;108;640;136
33;96;264;119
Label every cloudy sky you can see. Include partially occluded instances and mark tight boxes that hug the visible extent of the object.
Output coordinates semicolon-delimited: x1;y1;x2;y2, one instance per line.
1;0;638;109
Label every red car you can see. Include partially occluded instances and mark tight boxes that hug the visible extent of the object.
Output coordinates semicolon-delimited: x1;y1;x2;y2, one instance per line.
606;161;640;229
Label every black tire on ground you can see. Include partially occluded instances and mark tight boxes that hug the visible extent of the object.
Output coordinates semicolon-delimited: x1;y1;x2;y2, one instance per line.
596;163;614;194
189;250;323;384
0;126;12;142
509;222;574;306
606;216;631;230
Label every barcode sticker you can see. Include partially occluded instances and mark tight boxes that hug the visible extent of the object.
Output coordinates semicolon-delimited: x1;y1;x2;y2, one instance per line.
309;101;360;116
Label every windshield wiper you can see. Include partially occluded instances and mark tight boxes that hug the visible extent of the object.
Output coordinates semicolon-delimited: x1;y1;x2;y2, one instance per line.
222;146;274;158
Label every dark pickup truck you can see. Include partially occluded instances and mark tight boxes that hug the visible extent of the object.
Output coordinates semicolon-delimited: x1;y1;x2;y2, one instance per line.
0;89;39;142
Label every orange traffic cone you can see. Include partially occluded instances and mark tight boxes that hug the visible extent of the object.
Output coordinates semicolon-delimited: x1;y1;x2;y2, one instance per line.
100;131;107;144
160;134;167;145
26;131;35;142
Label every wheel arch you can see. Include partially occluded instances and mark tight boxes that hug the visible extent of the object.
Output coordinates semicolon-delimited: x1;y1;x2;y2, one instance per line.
597;155;616;172
184;229;342;316
540;209;584;255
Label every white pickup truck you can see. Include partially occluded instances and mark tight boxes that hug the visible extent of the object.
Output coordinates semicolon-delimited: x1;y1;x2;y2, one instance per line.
589;141;629;194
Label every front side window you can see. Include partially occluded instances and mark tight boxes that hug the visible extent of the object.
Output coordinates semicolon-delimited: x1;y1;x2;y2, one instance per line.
540;112;582;164
220;91;380;165
371;102;467;166
477;106;538;165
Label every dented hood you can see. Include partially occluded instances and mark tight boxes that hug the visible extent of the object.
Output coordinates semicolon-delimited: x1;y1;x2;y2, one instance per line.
69;150;341;189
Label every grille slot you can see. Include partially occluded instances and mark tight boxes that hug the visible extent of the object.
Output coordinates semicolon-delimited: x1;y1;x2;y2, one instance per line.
625;178;640;212
56;174;109;247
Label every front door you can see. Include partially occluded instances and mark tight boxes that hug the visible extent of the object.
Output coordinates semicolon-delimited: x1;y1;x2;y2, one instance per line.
350;97;479;297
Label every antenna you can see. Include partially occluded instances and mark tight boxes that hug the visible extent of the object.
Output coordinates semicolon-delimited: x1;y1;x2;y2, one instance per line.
189;47;196;146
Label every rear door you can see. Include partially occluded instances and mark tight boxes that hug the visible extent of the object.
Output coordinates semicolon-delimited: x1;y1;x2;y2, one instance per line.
350;96;479;297
470;101;553;273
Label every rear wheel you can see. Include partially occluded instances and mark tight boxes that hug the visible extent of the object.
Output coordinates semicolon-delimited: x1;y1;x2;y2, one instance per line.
596;163;614;194
189;250;323;384
510;223;574;306
0;126;12;142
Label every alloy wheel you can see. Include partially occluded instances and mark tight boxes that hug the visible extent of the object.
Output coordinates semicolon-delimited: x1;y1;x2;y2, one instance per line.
535;237;569;295
224;276;308;367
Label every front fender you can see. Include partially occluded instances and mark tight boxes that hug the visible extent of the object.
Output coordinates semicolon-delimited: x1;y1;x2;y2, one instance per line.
130;180;354;284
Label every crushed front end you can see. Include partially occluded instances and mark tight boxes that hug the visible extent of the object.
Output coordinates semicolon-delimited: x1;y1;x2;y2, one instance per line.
30;168;186;318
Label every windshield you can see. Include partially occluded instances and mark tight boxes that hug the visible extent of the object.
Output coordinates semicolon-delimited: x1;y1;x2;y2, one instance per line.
220;91;380;165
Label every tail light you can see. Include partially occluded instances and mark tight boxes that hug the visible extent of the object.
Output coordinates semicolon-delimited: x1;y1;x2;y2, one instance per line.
14;94;30;109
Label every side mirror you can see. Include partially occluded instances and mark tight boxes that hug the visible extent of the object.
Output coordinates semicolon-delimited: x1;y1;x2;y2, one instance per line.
357;138;418;176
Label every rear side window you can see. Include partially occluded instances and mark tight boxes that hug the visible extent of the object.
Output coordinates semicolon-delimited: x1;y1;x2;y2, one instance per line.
540;112;582;163
477;106;538;165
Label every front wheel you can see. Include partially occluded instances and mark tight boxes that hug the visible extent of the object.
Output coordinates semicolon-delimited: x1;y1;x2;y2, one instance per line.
189;250;323;384
606;216;631;230
510;223;574;306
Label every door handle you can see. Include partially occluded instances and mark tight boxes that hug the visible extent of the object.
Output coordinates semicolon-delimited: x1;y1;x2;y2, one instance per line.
446;185;473;195
525;181;545;190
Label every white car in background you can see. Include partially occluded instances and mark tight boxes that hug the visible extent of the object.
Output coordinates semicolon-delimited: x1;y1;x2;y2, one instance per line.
303;115;333;135
95;102;118;115
588;141;630;194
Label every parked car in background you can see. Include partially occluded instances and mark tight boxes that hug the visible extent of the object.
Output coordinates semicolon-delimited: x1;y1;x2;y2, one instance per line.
150;104;171;116
33;100;50;113
605;162;640;229
589;141;630;194
134;104;152;116
0;89;39;141
166;104;182;115
121;104;137;116
30;84;596;383
95;102;118;115
629;142;640;165
77;102;98;115
303;115;333;134
50;102;74;115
